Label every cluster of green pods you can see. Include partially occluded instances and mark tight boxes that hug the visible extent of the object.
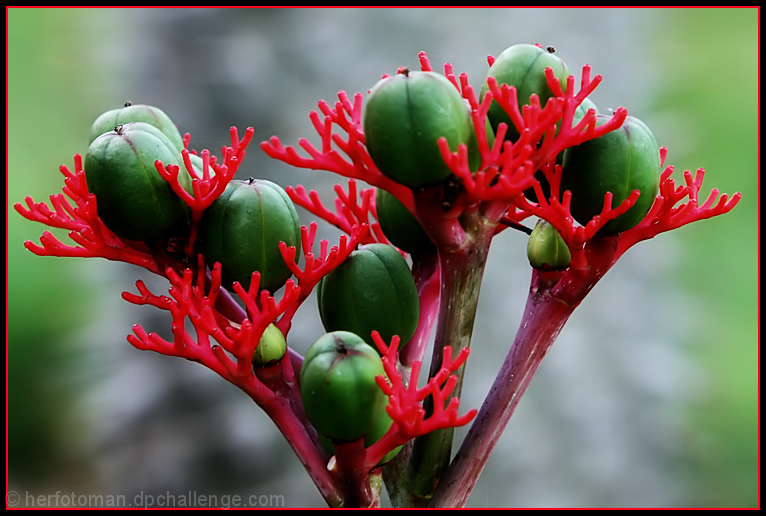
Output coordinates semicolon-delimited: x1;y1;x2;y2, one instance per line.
85;114;191;243
86;104;302;294
480;43;660;235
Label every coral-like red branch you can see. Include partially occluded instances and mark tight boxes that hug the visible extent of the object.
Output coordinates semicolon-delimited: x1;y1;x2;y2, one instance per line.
156;126;255;255
364;332;477;470
14;154;162;274
286;179;389;245
441;65;627;205
615;166;741;260
276;222;369;334
261;91;414;213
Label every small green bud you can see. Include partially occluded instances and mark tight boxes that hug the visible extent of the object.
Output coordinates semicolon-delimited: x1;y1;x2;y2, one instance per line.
252;324;287;368
527;219;571;271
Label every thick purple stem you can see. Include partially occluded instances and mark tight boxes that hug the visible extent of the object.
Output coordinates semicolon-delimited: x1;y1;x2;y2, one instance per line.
430;278;575;507
262;397;343;507
431;236;619;507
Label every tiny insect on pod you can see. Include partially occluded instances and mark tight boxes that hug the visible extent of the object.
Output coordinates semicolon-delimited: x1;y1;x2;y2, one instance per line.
198;179;302;293
482;43;571;143
300;331;388;443
363;70;476;188
561;114;661;234
88;102;186;153
317;243;420;351
84;122;191;243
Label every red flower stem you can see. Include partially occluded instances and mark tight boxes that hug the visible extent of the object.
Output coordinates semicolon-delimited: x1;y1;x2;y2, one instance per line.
260;396;344;507
430;236;619;507
392;214;494;507
332;439;378;508
399;252;440;368
430;275;575;508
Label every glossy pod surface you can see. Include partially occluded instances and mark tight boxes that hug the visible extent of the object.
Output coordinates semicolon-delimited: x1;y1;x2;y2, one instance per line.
84;122;190;242
198;179;301;292
317;243;419;350
300;332;388;442
363;71;474;188
561;115;661;234
88;103;185;152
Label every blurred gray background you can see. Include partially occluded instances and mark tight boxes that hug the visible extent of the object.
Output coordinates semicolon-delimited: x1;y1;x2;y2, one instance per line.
8;8;758;508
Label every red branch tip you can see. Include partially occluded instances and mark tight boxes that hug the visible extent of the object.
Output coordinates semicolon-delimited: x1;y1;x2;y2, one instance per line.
364;332;477;469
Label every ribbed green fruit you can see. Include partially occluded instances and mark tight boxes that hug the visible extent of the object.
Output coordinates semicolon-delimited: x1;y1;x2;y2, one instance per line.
252;324;287;368
198;179;301;292
363;70;474;188
317;243;419;349
527;219;571;271
300;332;388;442
88;103;185;152
84;122;191;242
561;115;660;234
375;188;435;255
482;43;571;142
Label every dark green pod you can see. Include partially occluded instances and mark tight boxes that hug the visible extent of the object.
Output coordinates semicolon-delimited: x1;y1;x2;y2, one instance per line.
482;43;571;143
84;122;191;242
317;243;419;350
199;179;301;292
527;219;571;271
89;103;185;152
252;324;287;368
363;71;474;188
300;331;387;442
561;115;660;234
375;188;435;255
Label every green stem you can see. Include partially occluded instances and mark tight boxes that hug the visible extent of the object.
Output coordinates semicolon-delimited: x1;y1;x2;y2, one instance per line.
391;213;494;507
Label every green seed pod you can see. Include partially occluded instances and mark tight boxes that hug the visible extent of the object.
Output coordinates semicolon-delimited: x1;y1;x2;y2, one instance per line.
252;323;287;368
561;115;661;234
482;43;571;142
527;219;571;271
363;70;474;188
84;122;191;242
375;188;435;255
88;102;185;152
198;179;301;292
317;243;419;350
300;331;388;442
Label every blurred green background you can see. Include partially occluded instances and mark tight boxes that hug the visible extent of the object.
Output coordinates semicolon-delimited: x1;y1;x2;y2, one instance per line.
7;7;758;508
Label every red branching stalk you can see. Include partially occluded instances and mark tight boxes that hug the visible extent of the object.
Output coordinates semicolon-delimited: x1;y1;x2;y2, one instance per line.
121;223;369;507
364;332;477;471
261;91;414;213
275;222;369;334
156;126;255;255
14;154;162;274
286;179;389;246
